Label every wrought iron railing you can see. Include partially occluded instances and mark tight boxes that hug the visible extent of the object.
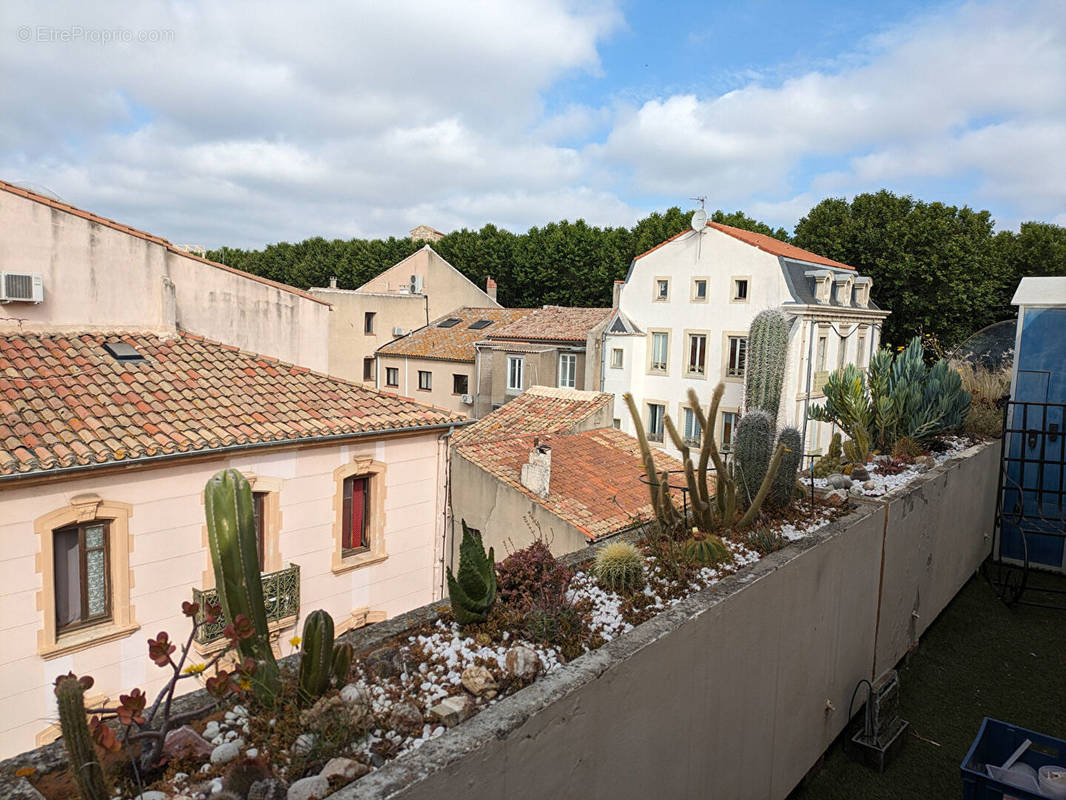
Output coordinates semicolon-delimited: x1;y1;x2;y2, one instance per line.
192;563;300;645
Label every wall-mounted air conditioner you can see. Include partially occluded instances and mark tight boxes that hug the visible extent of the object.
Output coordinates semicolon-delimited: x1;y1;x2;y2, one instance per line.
409;274;424;294
460;394;474;405
392;326;406;336
0;272;44;303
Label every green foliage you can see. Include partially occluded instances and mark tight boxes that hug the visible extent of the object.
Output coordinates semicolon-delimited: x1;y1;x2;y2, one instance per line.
681;534;732;567
593;541;645;594
812;433;844;477
745;309;790;420
332;642;354;686
743;526;788;556
733;410;775;504
770;427;804;508
204;469;281;703
55;675;109;800
841;423;872;465
298;610;350;705
446;521;497;625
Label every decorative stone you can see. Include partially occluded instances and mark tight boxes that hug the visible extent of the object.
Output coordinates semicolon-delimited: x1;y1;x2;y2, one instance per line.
287;775;329;800
340;683;371;707
848;484;865;496
210;741;241;766
460;665;497;697
826;474;852;489
916;455;936;471
319;757;370;782
505;646;540;680
203;720;221;740
430;694;476;727
823;489;848;507
163;725;214;761
863;480;876;491
366;646;402;679
388;701;424;737
849;466;870;482
248;778;288;800
290;733;317;756
133;792;168;800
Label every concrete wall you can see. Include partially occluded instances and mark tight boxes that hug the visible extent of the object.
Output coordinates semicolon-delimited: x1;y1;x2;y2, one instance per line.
0;431;447;758
376;354;476;418
340;441;997;800
0;188;330;372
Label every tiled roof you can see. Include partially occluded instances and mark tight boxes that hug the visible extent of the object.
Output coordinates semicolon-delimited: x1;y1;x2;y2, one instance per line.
0;331;463;478
633;221;856;271
376;307;532;362
486;306;613;343
0;179;329;305
452;386;612;446
455;427;686;540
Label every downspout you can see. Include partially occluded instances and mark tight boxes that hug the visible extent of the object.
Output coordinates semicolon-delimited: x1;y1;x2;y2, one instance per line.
437;425;455;601
424;293;430;328
473;342;483;419
801;317;815;451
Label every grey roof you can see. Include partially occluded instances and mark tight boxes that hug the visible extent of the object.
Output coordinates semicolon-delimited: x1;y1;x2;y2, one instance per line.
779;258;881;310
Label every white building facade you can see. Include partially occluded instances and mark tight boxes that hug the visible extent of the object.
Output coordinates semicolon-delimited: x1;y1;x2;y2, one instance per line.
603;221;889;458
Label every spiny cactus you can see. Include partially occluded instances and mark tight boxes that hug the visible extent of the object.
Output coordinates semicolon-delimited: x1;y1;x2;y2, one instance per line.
770;427;803;509
205;469;281;704
298;610;351;704
745;309;790;421
623;393;684;530
55;675;109;800
593;541;645;593
447;521;497;625
812;433;843;477
733;410;775;505
332;641;354;686
681;533;732;566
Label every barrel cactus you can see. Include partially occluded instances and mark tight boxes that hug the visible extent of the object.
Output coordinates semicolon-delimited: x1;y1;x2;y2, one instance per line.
447;521;497;625
55;675;109;800
681;533;732;566
593;541;645;593
745;309;790;421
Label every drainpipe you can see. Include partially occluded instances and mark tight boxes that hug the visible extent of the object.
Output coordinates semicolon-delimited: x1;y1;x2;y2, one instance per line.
437;424;455;600
404;357;409;397
473;342;483;419
801;317;815;451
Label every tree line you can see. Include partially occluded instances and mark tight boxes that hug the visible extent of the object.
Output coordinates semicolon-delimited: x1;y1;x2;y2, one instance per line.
207;190;1065;349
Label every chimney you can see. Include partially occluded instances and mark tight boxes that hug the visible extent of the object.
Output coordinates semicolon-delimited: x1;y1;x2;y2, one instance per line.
329;275;338;289
612;280;624;309
486;276;498;303
520;440;551;497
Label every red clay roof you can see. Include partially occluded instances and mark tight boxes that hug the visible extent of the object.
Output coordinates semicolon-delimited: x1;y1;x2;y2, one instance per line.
452;386;612;446
633;221;856;271
0;178;329;306
456;427;686;540
486;306;612;343
0;331;463;478
377;307;534;362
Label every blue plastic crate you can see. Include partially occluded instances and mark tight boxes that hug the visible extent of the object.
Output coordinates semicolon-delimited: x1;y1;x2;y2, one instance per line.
961;717;1066;799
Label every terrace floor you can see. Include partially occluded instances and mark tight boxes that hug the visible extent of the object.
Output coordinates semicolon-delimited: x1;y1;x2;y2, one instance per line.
793;568;1066;799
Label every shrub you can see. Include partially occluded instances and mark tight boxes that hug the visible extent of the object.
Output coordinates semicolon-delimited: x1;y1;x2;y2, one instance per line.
957;363;1009;437
524;602;588;661
593;541;645;594
496;540;573;615
744;526;788;555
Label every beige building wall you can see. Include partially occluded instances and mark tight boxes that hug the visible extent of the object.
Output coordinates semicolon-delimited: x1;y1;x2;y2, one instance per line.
0;431;446;758
0;188;331;372
479;347;589;416
376;354;476;418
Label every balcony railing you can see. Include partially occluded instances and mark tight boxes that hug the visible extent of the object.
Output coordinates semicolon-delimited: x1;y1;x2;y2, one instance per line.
192;563;300;645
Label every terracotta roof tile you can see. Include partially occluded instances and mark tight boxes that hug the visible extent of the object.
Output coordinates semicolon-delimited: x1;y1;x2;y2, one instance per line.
486;306;612;343
0;330;463;478
452;385;612;446
456;427;687;540
377;307;533;362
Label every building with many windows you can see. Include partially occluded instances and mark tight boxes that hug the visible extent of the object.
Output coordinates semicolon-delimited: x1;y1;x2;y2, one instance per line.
603;219;889;457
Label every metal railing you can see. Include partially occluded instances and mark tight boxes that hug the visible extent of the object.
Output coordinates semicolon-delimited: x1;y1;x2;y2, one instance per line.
192;563;301;644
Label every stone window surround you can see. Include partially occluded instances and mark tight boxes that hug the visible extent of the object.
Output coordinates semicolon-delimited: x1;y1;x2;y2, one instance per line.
610;347;624;369
683;328;710;380
676;401;703;447
653;276;671;302
730;276;751;304
331;456;388;574
720;331;748;382
35;495;137;659
691;276;709;303
644;399;668;444
718;406;740;452
646;328;671;375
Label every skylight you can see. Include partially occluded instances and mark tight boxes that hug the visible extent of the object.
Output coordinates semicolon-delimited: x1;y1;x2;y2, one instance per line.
437;318;462;328
467;319;494;330
102;341;144;361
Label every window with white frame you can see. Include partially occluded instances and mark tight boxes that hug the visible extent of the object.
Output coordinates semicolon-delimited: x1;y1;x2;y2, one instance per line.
687;333;707;375
650;332;669;372
726;336;747;377
732;278;749;301
610;348;623;369
721;411;738;451
647;403;665;443
682;407;701;446
655;279;669;301
558;353;577;388
507;355;524;393
693;278;708;301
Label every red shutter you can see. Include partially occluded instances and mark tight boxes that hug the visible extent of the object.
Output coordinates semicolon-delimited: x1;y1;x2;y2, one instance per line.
343;476;368;551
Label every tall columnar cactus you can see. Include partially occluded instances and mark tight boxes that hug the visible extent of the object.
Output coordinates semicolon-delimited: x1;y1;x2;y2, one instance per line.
733;410;775;505
745;309;790;421
55;675;109;800
205;469;281;703
332;641;354;686
770;427;803;508
447;521;497;625
298;610;342;704
623;393;684;531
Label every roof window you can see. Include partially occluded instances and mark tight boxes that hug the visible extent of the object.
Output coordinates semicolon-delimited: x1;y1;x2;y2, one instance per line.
102;341;145;362
437;318;462;328
467;319;494;330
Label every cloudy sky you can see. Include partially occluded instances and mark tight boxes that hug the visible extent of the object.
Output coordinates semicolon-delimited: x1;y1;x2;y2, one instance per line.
2;0;1064;248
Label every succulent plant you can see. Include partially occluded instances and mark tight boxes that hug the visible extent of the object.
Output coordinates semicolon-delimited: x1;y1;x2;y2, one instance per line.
298;610;351;704
812;433;843;477
593;541;645;593
332;641;354;686
744;526;788;555
733;410;775;505
680;533;732;566
745;309;790;422
447;521;497;625
55;675;109;800
769;427;804;509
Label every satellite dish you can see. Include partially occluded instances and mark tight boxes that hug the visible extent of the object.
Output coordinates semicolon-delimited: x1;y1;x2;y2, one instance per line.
690;208;707;231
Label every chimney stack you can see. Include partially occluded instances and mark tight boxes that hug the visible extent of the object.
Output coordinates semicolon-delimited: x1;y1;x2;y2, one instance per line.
520;440;551;497
486;276;498;303
612;280;624;309
329;275;338;289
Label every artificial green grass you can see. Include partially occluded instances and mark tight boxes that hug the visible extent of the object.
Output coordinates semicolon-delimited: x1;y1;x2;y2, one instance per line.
792;570;1066;799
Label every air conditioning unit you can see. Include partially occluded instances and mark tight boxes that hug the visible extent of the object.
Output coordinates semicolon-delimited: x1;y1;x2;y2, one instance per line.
392;326;406;337
409;274;424;294
460;394;474;405
0;272;44;303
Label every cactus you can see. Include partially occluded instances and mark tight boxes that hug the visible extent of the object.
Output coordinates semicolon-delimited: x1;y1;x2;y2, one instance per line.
812;433;843;477
446;521;497;625
55;675;109;800
842;422;872;465
205;469;281;703
770;427;803;509
593;541;645;593
332;641;354;686
622;393;684;531
681;533;732;566
298;610;343;704
745;309;790;421
733;410;775;505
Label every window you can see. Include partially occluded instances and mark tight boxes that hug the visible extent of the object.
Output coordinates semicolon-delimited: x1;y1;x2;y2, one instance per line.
341;475;370;554
558;353;577;389
467;319;494;330
727;336;747;377
507;355;524;393
438;318;461;328
613;418;621;428
252;492;267;568
732;279;749;302
54;522;110;632
611;348;624;369
856;332;867;367
838;332;848;368
817;334;828;371
693;278;708;301
363;357;375;381
364;312;375;334
385;367;399;387
417;370;432;391
721;411;738;451
655;278;669;301
682;407;701;446
650;332;669;372
453;374;469;395
647;403;665;443
687;333;707;376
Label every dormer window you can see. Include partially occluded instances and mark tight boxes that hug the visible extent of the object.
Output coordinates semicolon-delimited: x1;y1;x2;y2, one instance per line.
834;275;854;306
854;276;872;308
804;270;833;304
